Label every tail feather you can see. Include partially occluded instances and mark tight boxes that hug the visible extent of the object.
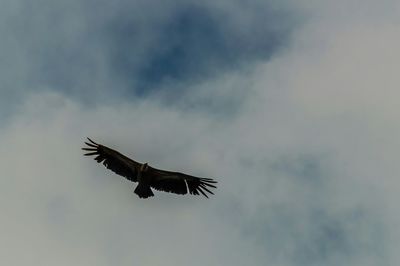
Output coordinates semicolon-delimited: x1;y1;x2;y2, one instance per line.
134;184;154;199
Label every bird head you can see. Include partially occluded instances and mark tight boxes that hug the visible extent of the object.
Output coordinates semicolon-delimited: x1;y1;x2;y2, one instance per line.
140;163;149;172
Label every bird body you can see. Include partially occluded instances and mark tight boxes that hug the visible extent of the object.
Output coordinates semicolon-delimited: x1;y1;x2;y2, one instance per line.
82;138;217;198
133;163;154;198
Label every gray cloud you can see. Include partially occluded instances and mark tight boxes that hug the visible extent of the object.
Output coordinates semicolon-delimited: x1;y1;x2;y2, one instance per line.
1;0;399;266
0;0;296;113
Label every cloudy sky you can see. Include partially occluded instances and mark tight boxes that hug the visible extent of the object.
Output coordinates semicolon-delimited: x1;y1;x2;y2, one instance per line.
1;0;399;265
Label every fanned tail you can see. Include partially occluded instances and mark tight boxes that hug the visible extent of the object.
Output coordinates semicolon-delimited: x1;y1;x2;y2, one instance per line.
134;184;154;199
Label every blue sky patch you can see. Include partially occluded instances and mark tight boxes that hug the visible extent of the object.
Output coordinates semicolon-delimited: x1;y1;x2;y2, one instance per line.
105;3;294;96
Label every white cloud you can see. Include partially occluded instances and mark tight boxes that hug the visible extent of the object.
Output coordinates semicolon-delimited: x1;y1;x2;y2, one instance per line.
1;1;399;266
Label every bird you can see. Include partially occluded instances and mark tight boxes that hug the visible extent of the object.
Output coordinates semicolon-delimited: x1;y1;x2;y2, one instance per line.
82;138;217;199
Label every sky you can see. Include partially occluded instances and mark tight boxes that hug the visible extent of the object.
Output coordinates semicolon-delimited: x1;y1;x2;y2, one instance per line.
0;0;399;265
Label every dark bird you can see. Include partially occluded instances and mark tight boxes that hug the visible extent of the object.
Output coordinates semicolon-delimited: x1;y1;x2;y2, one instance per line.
82;138;217;199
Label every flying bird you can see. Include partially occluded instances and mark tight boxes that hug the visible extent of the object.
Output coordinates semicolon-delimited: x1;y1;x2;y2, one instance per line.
82;138;217;198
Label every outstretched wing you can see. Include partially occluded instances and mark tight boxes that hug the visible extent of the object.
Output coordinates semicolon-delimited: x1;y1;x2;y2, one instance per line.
82;138;142;182
147;166;217;198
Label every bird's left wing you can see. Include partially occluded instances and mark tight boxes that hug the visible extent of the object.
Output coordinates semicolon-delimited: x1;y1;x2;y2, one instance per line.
82;138;142;182
147;166;217;198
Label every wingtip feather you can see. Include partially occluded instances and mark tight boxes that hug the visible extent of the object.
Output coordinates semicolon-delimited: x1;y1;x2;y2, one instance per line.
201;178;217;183
84;152;98;156
197;187;209;198
202;183;217;188
84;142;97;148
87;137;98;145
199;184;214;195
82;148;96;151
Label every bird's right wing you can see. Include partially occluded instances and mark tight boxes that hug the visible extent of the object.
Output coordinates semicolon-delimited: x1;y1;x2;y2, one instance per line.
147;166;217;198
82;138;141;182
